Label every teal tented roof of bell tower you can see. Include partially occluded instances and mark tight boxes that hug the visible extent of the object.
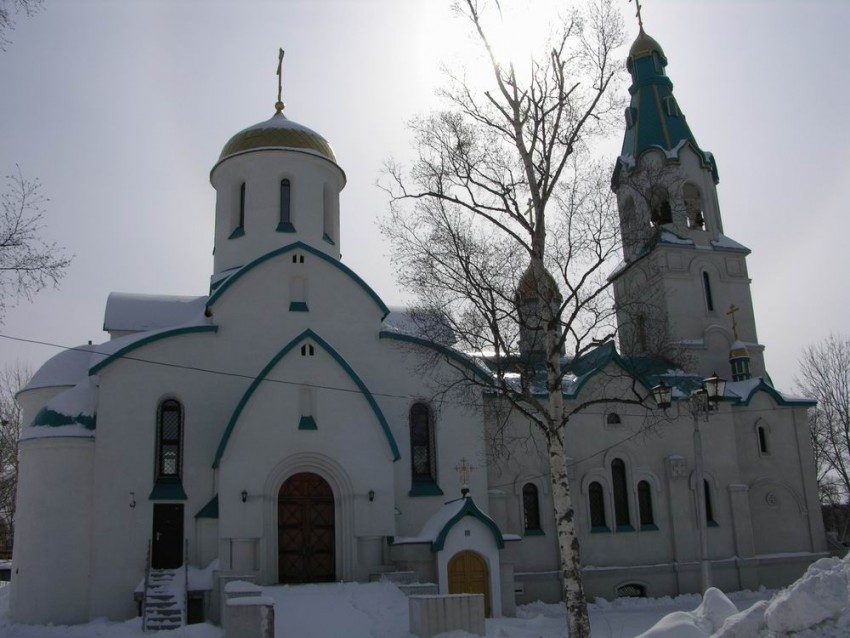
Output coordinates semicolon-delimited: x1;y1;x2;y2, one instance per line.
613;29;719;187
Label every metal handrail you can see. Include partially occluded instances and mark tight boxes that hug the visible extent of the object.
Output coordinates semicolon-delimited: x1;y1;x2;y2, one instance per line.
183;538;189;625
141;539;151;631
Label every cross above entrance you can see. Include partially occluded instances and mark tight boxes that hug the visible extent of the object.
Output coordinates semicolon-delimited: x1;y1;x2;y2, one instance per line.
455;457;476;496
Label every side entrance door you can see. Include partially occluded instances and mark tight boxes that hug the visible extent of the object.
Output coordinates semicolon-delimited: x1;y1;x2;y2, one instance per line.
278;472;335;583
448;550;491;617
151;504;184;569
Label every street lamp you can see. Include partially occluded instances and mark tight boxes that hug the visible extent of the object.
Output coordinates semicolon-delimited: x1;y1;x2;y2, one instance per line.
690;372;726;593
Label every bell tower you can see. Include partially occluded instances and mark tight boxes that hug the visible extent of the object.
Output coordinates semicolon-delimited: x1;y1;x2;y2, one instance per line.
610;28;765;379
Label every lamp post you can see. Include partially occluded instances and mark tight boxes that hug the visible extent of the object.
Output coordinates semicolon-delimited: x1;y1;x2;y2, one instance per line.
654;373;726;594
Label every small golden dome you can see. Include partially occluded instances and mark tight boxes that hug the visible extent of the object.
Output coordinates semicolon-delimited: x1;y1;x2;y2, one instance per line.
219;112;337;163
516;264;562;302
629;29;665;60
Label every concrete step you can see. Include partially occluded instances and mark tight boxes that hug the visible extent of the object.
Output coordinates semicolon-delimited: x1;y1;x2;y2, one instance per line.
374;570;418;585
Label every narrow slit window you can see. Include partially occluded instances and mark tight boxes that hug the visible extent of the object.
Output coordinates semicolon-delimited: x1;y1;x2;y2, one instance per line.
589;482;607;531
278;179;294;232
522;483;542;533
239;182;246;228
704;480;716;524
157;399;182;479
410;403;435;483
758;426;768;454
703;272;714;311
638;481;655;528
612;459;631;529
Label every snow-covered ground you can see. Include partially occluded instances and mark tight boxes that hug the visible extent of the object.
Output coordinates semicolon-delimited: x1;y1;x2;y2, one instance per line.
0;554;847;637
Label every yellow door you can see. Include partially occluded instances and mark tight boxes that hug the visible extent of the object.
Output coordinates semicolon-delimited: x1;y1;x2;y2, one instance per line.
448;550;491;617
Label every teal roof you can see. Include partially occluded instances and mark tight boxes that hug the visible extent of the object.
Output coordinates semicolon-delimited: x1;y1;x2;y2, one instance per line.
613;29;719;187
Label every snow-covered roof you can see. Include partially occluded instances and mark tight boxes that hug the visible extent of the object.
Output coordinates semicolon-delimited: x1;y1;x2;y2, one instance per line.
103;292;208;333
390;494;505;551
381;307;456;345
711;234;749;252
19;343;97;394
24;376;98;436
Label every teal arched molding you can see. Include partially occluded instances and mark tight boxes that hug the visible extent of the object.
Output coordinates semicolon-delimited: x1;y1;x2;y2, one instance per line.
88;325;219;376
206;241;390;319
213;329;400;468
432;497;505;552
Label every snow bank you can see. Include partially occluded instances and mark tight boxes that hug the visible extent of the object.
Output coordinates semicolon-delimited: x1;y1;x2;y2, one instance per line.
640;553;850;637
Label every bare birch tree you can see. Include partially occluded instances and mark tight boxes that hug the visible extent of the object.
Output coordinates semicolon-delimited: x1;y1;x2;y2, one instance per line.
380;1;648;634
0;167;72;321
796;334;850;504
0;0;42;50
0;363;29;552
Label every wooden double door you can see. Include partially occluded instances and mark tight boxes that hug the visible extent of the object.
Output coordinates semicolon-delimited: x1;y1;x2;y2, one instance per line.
278;472;335;583
448;550;491;617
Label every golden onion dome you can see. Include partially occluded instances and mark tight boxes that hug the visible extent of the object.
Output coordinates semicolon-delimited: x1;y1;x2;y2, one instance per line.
516;264;562;302
629;29;666;61
219;111;337;163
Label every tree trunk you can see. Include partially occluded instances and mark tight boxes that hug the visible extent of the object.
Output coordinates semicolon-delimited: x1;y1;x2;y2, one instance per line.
548;429;590;637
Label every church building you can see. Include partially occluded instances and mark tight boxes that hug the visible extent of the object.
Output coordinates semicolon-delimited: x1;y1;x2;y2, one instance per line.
10;26;826;627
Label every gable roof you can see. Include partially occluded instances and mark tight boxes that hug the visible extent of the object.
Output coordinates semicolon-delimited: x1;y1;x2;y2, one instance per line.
213;328;400;468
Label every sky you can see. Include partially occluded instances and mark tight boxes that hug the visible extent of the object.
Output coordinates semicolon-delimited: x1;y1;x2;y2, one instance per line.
0;0;848;392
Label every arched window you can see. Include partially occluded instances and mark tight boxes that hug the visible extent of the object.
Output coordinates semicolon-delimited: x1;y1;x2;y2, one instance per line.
683;183;704;229
638;480;655;529
589;482;607;532
606;412;622;426
702;272;714;312
650;186;672;225
704;479;717;525
611;459;631;529
523;483;542;534
157;399;182;479
278;178;294;232
617;583;647;598
410;403;436;484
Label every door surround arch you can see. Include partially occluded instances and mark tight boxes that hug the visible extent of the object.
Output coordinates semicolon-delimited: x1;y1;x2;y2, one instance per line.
262;452;355;583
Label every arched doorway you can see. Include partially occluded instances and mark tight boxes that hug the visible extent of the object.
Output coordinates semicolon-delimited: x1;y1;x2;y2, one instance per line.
278;472;335;583
448;550;491;617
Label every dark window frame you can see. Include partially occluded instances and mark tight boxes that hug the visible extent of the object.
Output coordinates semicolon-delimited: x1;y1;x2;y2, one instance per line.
157;399;183;479
522;483;542;534
612;458;633;530
410;402;436;484
589;481;608;532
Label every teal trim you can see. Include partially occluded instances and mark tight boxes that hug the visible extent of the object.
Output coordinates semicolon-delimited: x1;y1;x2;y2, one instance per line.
523;529;545;537
322;233;336;246
289;302;309;312
32;407;96;430
616;524;636;532
707;520;719;528
408;481;444;497
88;325;218;375
432;497;505;552
640;523;659;531
149;478;187;501
564;342;658;400
206;241;389;318
298;415;317;430
213;328;400;467
228;226;245;239
195;495;219;519
276;222;296;233
379;331;494;385
590;526;611;534
730;379;816;408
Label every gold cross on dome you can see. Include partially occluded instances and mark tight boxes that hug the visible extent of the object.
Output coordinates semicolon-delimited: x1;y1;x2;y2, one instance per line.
629;0;645;30
727;304;740;340
455;457;475;489
275;48;285;112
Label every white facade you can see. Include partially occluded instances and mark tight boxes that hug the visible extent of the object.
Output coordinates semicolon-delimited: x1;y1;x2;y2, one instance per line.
11;30;826;626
